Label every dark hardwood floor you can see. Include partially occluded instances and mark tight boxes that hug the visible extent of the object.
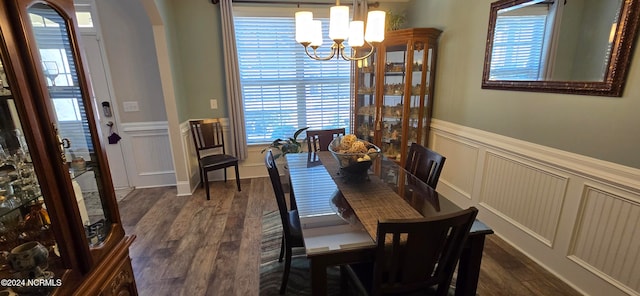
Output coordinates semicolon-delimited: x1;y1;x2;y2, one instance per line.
118;178;582;296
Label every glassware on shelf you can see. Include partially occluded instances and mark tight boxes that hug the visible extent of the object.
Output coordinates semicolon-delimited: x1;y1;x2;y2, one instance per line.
0;144;7;164
0;195;14;212
384;83;404;95
7;241;53;285
382;104;403;118
42;61;59;87
357;105;375;116
23;200;51;231
385;62;404;72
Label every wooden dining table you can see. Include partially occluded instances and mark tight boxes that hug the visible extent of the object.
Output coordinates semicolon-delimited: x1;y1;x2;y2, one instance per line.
285;151;493;296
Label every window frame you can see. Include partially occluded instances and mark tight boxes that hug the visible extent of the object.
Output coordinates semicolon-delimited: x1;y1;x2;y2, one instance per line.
234;6;353;145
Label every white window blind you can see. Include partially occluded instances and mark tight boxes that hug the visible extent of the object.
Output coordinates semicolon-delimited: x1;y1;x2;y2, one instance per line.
490;14;548;80
234;16;351;144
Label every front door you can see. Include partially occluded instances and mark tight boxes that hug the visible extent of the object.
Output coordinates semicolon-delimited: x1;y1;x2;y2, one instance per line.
75;1;130;189
79;33;130;189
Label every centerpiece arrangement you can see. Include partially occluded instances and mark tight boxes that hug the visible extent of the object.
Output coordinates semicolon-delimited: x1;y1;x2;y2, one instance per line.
328;134;380;180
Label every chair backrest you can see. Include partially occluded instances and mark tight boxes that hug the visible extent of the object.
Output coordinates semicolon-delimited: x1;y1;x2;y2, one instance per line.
189;119;226;159
306;128;346;152
404;143;446;189
372;207;478;296
264;150;293;238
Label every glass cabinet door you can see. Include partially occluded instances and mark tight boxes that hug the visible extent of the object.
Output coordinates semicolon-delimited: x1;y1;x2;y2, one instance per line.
354;51;377;143
27;3;112;247
410;41;428;148
381;44;409;162
0;38;65;286
418;43;436;148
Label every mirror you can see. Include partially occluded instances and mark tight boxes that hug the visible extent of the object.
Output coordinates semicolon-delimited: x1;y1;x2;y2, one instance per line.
482;0;640;96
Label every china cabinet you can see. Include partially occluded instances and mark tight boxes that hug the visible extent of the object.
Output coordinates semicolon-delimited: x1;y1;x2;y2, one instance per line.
353;28;441;165
0;0;136;295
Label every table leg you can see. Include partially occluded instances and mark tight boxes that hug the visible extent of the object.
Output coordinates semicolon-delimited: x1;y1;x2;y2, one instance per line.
456;235;487;296
310;259;328;296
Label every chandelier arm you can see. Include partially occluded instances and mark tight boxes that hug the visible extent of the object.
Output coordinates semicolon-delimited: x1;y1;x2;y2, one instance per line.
303;45;337;61
342;41;377;61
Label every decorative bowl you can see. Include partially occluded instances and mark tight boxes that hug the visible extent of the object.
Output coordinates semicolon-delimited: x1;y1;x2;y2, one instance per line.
328;135;380;177
7;241;49;278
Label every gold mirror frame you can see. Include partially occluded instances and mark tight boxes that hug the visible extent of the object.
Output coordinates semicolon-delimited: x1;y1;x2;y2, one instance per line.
482;0;640;97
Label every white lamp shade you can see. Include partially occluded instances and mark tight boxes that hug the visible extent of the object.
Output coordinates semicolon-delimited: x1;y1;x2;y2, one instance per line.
365;10;386;43
310;20;323;47
295;11;313;44
348;21;365;47
329;5;349;41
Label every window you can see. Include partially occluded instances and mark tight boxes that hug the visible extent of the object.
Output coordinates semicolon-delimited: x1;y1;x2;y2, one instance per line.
490;8;548;80
234;15;352;144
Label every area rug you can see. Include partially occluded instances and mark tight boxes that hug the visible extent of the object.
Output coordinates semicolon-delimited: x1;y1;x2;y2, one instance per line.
260;211;345;295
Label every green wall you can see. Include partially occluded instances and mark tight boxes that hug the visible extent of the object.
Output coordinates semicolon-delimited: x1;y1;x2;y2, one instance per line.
165;0;640;169
405;0;640;169
168;1;408;123
96;0;167;123
155;0;189;122
169;0;227;121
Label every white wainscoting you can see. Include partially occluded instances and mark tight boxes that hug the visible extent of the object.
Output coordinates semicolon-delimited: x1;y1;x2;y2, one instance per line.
479;151;569;247
121;121;176;188
569;185;640;295
180;120;199;194
430;119;640;296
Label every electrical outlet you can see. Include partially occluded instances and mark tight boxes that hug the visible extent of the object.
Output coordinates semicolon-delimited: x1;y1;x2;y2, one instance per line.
210;99;218;110
123;101;139;112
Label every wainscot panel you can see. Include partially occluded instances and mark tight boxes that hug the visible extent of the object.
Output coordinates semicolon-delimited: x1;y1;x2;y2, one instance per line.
121;121;176;188
569;184;640;295
430;119;640;296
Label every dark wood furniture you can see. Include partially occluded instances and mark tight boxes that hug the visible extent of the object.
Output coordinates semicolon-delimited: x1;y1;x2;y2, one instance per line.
353;28;441;165
306;128;345;152
285;152;493;296
265;150;304;294
343;208;478;296
189;119;241;200
0;0;136;294
404;143;446;189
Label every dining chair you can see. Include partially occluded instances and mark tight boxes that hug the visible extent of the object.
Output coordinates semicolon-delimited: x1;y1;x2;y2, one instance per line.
341;207;478;296
189;119;241;200
264;150;305;294
306;128;346;153
404;143;446;189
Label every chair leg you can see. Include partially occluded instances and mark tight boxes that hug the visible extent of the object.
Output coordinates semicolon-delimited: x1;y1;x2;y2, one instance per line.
204;170;211;200
288;177;297;210
280;246;292;294
199;167;204;188
340;265;349;293
235;164;241;191
224;168;228;182
278;234;284;263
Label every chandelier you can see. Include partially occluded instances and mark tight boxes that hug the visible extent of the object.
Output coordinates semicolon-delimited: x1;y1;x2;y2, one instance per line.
294;0;385;61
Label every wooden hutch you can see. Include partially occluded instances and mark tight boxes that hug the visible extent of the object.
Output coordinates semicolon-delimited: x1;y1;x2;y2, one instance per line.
353;28;441;165
0;0;137;294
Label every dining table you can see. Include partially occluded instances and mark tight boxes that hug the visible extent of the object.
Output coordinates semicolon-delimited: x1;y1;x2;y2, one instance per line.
285;151;494;296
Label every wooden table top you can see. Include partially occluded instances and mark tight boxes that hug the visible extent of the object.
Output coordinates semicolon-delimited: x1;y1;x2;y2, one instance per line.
286;152;491;253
